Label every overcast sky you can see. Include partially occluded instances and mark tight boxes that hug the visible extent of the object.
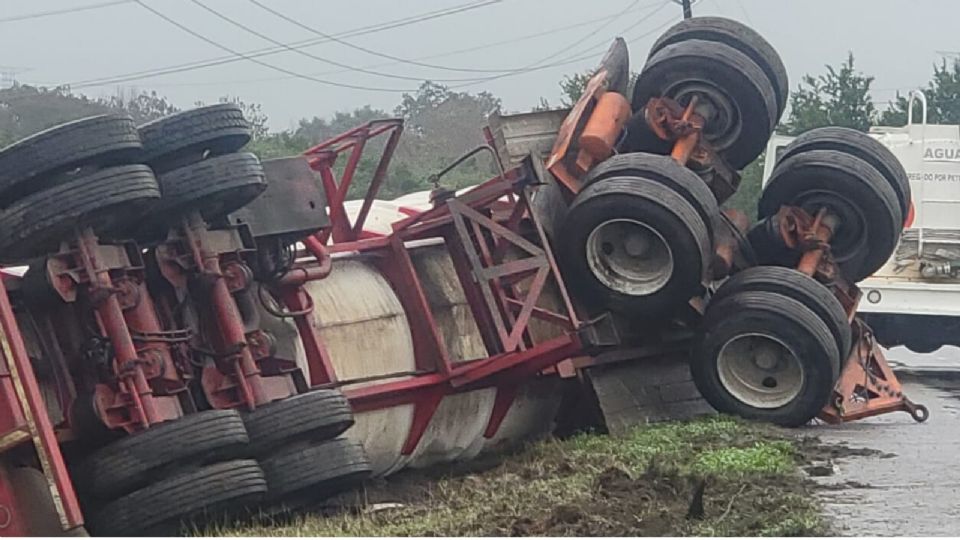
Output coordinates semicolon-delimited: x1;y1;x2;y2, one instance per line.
2;0;958;130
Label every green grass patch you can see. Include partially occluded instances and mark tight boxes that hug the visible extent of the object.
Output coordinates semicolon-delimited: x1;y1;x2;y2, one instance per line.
693;441;795;477
207;415;826;537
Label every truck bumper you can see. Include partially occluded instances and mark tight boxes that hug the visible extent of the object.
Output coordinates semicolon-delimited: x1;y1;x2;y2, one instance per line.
858;278;960;317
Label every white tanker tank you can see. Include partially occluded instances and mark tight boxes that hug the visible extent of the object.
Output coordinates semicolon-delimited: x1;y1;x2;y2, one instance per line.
261;191;566;477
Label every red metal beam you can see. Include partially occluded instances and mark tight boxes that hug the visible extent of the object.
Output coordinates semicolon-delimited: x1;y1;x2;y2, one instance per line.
0;275;83;531
375;236;452;375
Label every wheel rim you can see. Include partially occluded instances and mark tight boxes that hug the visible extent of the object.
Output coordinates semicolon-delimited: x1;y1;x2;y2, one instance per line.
665;79;742;151
586;218;674;296
716;333;804;409
795;190;868;264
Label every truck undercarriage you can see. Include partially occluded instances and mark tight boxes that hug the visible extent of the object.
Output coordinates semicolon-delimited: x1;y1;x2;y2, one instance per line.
0;15;929;536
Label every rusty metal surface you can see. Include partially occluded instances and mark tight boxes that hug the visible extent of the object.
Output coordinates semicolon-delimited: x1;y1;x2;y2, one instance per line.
819;322;927;424
643;96;740;203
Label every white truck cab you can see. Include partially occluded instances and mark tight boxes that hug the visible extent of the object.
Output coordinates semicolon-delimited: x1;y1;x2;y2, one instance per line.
762;91;960;353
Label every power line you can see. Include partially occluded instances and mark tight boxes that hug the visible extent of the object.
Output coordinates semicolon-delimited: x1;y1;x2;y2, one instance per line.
131;0;416;92
244;0;490;73
187;0;521;83
189;0;667;85
66;1;500;90
530;0;646;67
0;0;133;23
243;0;660;75
451;1;675;89
12;0;675;97
148;1;677;92
166;0;674;91
186;0;432;82
735;0;755;25
83;11;642;90
64;0;667;91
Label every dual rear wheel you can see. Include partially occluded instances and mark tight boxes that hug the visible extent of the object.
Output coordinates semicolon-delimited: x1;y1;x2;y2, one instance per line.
558;154;715;319
627;17;787;169
691;267;850;426
692;126;909;426
0;108;371;534
752;126;910;281
80;390;370;535
560;17;790;321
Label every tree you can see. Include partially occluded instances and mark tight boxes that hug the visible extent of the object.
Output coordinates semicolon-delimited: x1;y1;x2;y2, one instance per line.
0;84;114;142
880;57;960;126
194;96;270;139
390;81;502;195
0;78;514;202
0;83;180;144
296;105;390;143
721;157;764;216
784;52;876;134
560;71;592;106
558;69;638;106
102;88;179;124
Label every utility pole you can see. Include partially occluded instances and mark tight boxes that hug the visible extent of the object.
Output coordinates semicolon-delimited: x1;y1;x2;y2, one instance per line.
0;66;31;89
672;0;695;19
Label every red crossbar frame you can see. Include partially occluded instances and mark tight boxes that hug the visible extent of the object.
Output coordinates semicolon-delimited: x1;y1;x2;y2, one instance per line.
283;120;591;455
0;277;83;534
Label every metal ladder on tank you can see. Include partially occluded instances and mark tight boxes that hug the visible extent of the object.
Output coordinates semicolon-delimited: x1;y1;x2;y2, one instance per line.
909;89;930;258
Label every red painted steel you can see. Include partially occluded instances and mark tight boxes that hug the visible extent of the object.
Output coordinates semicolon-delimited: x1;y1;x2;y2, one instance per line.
0;272;83;532
292;124;590;453
67;230;178;432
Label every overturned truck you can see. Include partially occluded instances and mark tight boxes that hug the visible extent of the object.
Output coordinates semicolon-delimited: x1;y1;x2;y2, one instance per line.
0;16;925;536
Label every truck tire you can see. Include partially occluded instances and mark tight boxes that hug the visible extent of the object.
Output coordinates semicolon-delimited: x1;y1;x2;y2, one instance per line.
139;103;251;173
582;152;719;239
712;266;852;366
649;16;788;119
692;291;839;427
778;126;911;217
558;176;710;318
242;389;354;457
137;153;266;242
156;152;266;220
0;114;142;200
260;438;371;504
75;409;250;500
759;149;902;282
0;165;160;263
632;39;777;169
91;459;267;536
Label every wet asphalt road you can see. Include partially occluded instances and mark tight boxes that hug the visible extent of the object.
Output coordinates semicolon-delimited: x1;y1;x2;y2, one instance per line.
804;346;960;536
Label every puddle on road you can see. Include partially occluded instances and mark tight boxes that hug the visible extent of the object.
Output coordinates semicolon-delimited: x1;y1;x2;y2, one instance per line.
800;368;960;536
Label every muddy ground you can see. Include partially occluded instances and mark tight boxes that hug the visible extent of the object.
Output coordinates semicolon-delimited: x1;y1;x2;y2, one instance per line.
210;416;830;537
203;346;956;537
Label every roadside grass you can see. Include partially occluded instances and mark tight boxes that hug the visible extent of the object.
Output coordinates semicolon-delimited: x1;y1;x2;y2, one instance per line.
206;415;825;537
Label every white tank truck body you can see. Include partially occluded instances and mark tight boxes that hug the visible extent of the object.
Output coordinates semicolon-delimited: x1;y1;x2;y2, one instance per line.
256;182;569;477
